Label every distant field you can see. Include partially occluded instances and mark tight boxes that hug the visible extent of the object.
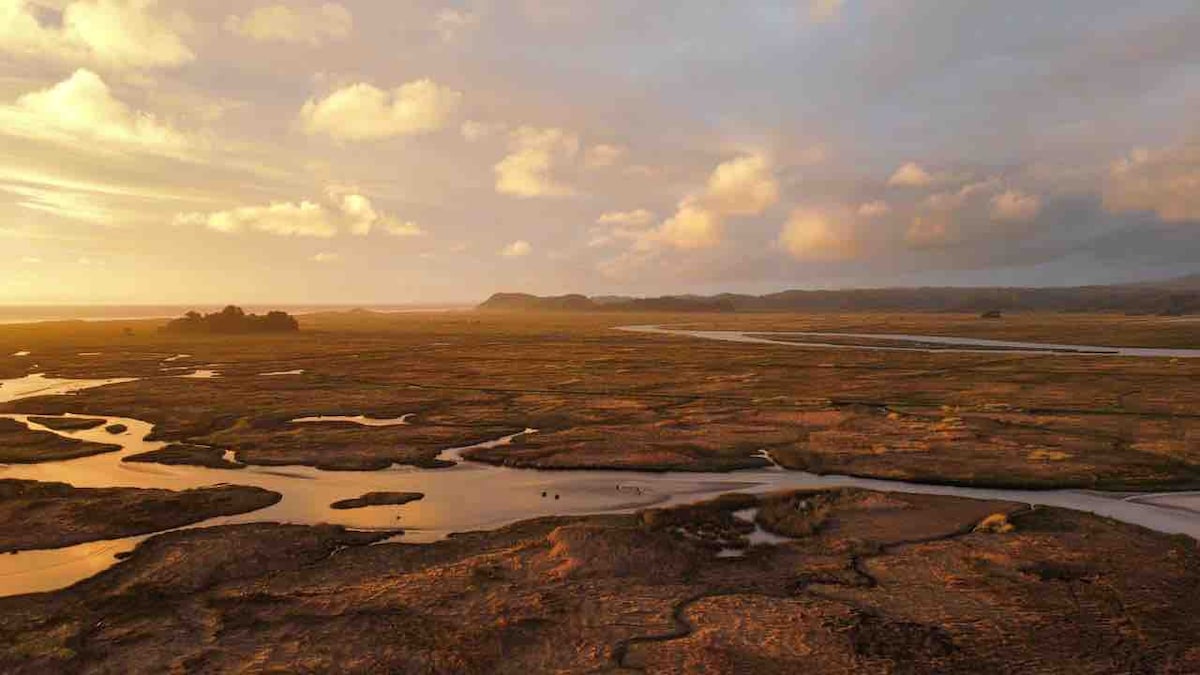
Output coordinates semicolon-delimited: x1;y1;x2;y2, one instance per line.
2;310;1197;490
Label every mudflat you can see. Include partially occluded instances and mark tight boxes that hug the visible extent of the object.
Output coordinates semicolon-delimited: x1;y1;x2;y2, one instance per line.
1;311;1197;489
0;479;281;553
0;418;120;464
0;489;1195;672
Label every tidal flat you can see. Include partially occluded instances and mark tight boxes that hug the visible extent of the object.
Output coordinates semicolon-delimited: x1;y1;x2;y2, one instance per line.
0;310;1197;671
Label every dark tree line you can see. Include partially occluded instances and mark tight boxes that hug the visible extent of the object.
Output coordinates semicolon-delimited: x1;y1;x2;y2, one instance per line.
161;306;299;334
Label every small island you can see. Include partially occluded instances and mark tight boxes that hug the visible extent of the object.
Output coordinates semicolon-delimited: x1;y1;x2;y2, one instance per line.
161;306;299;335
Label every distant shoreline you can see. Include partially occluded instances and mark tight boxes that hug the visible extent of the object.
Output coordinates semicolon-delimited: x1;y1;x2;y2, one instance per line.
0;305;472;326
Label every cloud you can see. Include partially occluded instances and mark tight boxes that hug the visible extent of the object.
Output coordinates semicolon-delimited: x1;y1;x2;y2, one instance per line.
701;154;779;216
176;190;421;238
1103;145;1200;223
807;0;844;23
300;79;462;141
226;3;352;45
656;199;722;249
643;154;779;251
3;182;115;224
311;251;341;263
857;200;890;217
905;214;956;248
0;0;193;70
597;209;655;227
499;240;532;257
778;208;858;260
990;190;1042;222
383;220;424;237
590;208;655;247
888;162;934;187
460;120;504;142
584;143;625;168
175;201;337;237
494;126;579;197
0;68;190;154
434;8;479;42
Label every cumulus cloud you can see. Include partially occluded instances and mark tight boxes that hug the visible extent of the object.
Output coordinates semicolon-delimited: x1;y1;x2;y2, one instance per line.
778;208;858;260
1104;145;1200;223
177;190;421;238
0;0;193;70
857;200;890;217
640;154;780;251
175;201;337;237
499;240;532;257
589;209;655;247
0;68;190;154
494;126;579;197
657;199;723;249
226;3;352;45
300;79;462;141
701;154;779;216
888;162;935;187
990;189;1042;222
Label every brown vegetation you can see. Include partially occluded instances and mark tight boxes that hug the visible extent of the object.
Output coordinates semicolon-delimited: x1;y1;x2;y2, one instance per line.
0;489;1195;672
0;479;280;553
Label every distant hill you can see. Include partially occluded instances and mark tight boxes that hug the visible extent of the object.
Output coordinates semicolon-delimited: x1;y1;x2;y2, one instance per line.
477;275;1200;315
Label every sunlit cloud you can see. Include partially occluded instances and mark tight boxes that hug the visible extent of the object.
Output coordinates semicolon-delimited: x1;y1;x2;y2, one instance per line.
1104;145;1200;223
778;208;858;260
301;79;462;141
494;126;579;197
701;154;779;216
499;240;532;257
990;189;1042;222
888;162;935;187
0;0;193;70
645;154;779;251
175;200;338;237
460;120;504;142
2;182;116;224
310;251;342;263
175;190;420;239
226;3;352;46
597;209;655;227
0;69;191;155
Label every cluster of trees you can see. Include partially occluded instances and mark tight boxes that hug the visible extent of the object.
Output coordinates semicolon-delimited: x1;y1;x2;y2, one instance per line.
162;306;299;334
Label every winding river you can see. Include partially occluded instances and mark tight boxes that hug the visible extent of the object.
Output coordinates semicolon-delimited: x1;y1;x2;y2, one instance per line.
1;324;1199;596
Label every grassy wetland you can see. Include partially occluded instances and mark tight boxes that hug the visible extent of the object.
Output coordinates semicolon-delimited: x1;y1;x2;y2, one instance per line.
0;309;1197;672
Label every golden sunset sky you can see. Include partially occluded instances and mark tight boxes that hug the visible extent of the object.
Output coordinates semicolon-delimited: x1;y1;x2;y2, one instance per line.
1;1;1197;303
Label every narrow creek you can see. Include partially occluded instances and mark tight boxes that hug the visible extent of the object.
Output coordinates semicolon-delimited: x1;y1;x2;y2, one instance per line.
1;368;1198;597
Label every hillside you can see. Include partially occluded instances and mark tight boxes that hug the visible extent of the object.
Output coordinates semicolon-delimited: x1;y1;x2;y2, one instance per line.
478;275;1200;315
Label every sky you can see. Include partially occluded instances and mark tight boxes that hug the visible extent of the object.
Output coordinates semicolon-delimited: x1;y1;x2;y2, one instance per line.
1;0;1198;304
